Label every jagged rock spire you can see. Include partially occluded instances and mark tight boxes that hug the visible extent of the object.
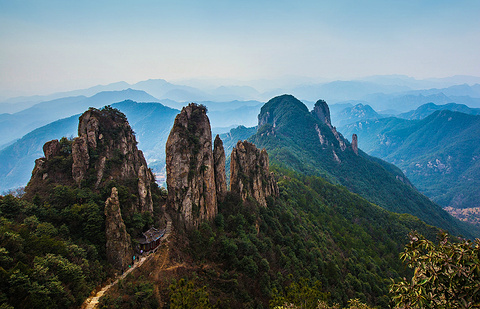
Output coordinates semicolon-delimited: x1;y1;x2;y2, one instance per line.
352;134;358;155
165;103;217;230
105;187;134;271
213;135;227;203
312;99;331;126
230;140;278;207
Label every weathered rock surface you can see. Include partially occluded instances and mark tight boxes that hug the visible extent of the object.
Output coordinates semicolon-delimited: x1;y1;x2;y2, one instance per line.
43;140;61;160
104;187;133;271
352;134;358;155
166;103;217;230
26;107;155;213
312;99;331;126
72;135;90;184
230;140;278;207
213;135;227;202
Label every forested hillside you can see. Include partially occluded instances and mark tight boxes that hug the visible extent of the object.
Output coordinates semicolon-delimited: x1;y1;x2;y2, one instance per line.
249;95;477;238
99;166;442;308
341;110;480;210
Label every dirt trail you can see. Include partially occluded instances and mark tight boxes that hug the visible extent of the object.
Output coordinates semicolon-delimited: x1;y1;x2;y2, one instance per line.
81;213;172;309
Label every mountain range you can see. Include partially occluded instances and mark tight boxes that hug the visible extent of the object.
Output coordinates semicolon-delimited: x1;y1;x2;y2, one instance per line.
0;89;160;148
2;88;480;308
248;95;475;238
340;105;480;212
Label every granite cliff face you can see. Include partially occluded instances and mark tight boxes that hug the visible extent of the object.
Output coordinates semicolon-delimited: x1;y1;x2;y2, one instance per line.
230;140;279;207
213;135;227;202
166;103;218;230
105;187;134;271
26;107;155;213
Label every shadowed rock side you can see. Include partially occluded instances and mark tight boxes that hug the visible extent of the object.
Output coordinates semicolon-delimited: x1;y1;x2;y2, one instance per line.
104;187;133;271
213;135;227;202
230;140;279;207
352;134;358;155
43;139;61;160
166;103;217;230
25;107;155;213
312;99;331;126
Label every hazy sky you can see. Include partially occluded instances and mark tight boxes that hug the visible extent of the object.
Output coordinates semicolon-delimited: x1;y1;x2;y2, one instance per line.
1;0;479;97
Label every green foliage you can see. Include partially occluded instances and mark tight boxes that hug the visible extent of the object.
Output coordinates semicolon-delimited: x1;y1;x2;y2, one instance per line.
169;278;214;309
340;110;480;212
250;95;477;239
270;277;328;309
99;278;158;309
0;202;107;308
185;166;441;307
390;232;480;308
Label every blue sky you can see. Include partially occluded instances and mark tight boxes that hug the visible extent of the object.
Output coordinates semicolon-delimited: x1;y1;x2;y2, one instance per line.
0;0;479;96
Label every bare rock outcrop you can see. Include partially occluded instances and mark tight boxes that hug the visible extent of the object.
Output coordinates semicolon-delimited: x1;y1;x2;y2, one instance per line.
213;135;227;202
72;135;90;184
26;107;155;214
312;99;331;126
230;140;279;207
166;103;217;230
43;140;61;160
105;187;133;271
352;134;358;155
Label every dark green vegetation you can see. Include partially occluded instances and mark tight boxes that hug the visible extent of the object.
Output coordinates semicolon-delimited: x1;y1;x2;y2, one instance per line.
173;168;441;308
0;107;166;309
341;110;480;210
98;166;443;308
390;232;480;308
249;95;477;238
0;187;108;308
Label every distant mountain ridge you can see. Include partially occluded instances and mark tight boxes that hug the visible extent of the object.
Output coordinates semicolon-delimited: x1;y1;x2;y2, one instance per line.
249;95;476;238
398;102;480;120
341;109;480;211
331;103;384;127
0;89;160;148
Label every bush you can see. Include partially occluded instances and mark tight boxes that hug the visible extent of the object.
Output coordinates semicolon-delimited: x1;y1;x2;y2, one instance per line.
390;232;480;308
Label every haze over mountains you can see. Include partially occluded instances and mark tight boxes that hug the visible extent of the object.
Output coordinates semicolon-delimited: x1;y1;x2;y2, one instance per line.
2;75;480;307
1;75;480;221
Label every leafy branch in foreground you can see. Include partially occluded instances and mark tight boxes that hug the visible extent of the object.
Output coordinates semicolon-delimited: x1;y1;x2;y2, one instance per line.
390;232;480;308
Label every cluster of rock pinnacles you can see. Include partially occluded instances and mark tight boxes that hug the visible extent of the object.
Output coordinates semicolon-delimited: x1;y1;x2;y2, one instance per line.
166;103;278;230
28;104;278;270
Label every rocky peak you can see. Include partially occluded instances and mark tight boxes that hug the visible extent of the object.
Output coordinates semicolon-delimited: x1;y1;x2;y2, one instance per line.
166;103;217;230
104;187;134;271
26;106;155;214
258;95;309;129
213;135;227;202
312;99;331;126
352;134;358;155
230;140;279;207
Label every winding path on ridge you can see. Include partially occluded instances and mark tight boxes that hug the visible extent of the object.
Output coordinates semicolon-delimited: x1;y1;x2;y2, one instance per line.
81;212;172;309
